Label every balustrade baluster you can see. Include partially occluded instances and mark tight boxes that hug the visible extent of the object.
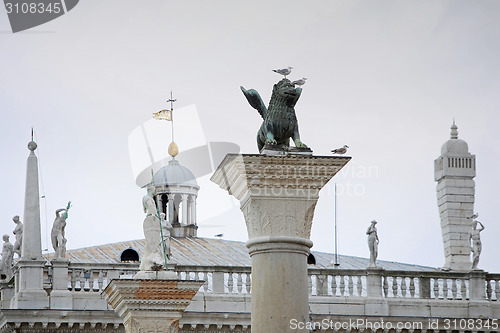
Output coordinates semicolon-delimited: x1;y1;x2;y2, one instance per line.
331;275;337;296
83;271;90;291
409;278;415;298
88;270;95;291
94;271;101;291
70;270;76;291
383;276;388;297
495;280;500;301
202;272;209;293
308;274;312;296
246;273;251;294
67;270;72;291
433;279;439;299
339;275;345;296
227;272;234;294
77;270;83;291
486;280;492;300
347;275;354;296
458;279;464;300
237;273;243;294
97;271;104;291
451;279;457;299
442;279;449;299
356;276;363;296
401;277;407;297
317;275;327;296
392;277;398;297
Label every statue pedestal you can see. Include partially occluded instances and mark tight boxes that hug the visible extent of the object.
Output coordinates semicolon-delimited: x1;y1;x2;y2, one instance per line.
103;272;203;333
11;259;49;309
50;259;73;309
211;154;350;333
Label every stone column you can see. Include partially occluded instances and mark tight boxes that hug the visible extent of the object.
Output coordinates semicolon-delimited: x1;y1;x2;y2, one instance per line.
181;194;188;225
11;141;49;309
211;154;350;332
167;194;175;224
156;195;164;216
50;259;72;309
103;273;204;333
190;195;197;225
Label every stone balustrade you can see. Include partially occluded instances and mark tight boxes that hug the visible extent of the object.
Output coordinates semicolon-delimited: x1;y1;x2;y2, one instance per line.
36;263;500;303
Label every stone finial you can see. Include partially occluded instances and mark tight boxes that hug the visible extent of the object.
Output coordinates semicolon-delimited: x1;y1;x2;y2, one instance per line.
168;141;179;157
450;121;458;139
27;141;37;152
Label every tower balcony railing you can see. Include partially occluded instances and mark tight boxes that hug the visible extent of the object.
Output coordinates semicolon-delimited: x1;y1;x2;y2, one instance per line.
38;262;500;302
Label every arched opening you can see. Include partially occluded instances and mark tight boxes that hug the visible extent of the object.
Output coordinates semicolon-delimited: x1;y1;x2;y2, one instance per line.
307;253;316;265
120;248;140;262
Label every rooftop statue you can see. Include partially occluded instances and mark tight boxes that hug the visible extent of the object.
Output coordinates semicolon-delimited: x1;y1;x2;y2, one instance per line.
468;213;484;270
12;215;22;258
52;201;71;259
367;220;379;267
0;234;14;280
140;185;168;271
241;75;309;152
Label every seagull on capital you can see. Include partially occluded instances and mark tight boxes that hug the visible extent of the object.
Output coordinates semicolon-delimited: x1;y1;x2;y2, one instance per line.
273;66;293;78
292;77;307;86
331;145;349;155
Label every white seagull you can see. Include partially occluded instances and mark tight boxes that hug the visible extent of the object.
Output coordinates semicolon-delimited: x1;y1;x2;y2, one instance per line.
331;145;349;155
273;66;293;78
292;77;307;86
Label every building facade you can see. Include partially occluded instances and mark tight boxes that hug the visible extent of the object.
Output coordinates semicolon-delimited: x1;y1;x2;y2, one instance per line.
0;124;498;333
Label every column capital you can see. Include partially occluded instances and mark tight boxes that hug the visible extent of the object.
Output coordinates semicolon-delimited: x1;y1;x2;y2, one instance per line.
211;154;350;239
211;154;350;204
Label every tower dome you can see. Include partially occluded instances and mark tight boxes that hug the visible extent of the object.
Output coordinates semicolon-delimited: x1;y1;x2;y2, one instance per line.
150;158;200;238
440;123;469;155
154;159;198;187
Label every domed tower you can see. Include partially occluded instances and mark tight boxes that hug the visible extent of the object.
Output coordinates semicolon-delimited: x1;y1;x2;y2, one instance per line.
152;157;200;237
434;122;476;270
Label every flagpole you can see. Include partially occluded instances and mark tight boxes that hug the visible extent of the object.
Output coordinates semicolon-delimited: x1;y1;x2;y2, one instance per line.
334;183;339;266
168;91;176;143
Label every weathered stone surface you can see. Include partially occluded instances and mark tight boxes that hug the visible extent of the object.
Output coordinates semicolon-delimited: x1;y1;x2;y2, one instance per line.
434;124;476;270
103;278;203;333
211;154;350;333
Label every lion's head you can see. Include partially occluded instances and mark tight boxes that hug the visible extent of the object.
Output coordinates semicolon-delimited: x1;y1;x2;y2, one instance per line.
269;79;302;111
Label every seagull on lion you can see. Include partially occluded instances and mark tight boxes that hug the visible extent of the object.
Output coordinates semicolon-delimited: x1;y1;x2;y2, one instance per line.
273;66;293;78
331;145;349;154
292;77;307;86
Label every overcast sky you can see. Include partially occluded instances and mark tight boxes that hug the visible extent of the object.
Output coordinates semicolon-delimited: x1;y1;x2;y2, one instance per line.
0;0;499;272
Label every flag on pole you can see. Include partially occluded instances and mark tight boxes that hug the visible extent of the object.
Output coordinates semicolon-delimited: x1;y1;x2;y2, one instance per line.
153;109;172;121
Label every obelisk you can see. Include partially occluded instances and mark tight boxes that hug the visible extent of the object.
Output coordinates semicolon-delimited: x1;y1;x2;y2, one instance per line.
11;140;49;309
